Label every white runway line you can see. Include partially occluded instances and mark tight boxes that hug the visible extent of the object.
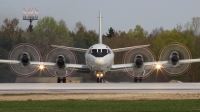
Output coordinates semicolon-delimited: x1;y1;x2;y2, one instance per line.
0;83;200;94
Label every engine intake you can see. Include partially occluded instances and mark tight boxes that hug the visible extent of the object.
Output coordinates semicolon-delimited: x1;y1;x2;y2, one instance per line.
169;51;179;66
20;52;31;67
56;55;66;68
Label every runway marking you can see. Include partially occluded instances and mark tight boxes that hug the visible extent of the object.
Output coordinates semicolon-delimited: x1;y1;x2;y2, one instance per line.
0;83;200;94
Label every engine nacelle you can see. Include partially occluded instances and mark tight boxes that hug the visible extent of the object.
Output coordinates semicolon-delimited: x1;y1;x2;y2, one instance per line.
134;54;144;68
20;52;31;68
168;51;180;67
132;54;145;77
56;55;66;69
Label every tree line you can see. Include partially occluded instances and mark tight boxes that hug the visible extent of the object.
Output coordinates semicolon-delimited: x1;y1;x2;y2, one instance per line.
0;17;200;82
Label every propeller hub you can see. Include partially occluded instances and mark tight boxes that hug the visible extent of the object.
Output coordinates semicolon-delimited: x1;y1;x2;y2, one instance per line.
135;59;143;68
21;55;29;64
57;58;65;67
171;56;178;65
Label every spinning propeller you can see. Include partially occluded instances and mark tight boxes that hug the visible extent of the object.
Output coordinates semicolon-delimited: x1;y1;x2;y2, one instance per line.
158;43;191;76
45;48;77;77
9;43;41;76
123;47;155;78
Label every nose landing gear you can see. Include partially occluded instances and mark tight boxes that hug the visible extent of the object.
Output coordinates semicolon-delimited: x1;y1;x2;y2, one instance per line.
97;77;104;83
95;72;104;83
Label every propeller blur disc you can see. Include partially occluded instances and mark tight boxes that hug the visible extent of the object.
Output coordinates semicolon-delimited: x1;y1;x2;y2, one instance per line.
123;47;155;78
159;43;191;76
45;48;77;77
9;43;41;76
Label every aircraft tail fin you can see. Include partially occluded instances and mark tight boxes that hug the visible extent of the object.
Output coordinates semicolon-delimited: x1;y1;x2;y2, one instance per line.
99;10;102;44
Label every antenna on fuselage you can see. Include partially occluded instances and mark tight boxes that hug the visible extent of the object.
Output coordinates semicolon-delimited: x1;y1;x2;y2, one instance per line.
98;10;102;44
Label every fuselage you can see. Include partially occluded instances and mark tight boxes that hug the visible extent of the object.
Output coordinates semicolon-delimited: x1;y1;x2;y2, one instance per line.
85;44;114;74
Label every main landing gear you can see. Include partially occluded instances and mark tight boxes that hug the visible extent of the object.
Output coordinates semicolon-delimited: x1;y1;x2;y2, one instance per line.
134;78;142;83
57;77;66;83
95;72;104;83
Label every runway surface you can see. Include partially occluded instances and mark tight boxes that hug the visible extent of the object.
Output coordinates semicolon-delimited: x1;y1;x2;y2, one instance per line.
0;83;200;94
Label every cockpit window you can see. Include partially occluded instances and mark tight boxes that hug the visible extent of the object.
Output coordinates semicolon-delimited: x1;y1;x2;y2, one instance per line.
92;49;97;53
102;49;107;53
108;49;110;53
91;49;109;57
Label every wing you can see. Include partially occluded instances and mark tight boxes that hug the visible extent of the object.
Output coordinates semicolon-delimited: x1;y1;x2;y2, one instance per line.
112;44;150;53
51;45;87;52
0;59;90;71
151;58;200;68
0;59;20;64
31;61;89;70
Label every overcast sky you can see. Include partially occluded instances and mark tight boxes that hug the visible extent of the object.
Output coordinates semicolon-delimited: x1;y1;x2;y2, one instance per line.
1;0;200;34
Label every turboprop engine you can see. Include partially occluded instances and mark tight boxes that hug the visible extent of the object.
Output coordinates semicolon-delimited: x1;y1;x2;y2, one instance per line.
45;48;77;77
132;54;145;77
123;47;155;78
159;43;191;75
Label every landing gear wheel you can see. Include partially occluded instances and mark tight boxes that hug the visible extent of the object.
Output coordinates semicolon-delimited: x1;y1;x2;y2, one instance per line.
63;77;66;83
57;77;61;83
138;79;142;82
134;78;138;83
97;78;100;83
100;78;104;83
134;78;142;83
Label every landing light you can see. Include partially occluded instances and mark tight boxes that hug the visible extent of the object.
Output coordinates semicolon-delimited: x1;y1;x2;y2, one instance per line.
39;65;45;70
156;64;161;69
100;73;103;77
96;74;100;77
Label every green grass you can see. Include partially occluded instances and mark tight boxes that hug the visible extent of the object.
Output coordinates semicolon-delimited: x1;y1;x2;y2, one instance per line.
0;100;200;112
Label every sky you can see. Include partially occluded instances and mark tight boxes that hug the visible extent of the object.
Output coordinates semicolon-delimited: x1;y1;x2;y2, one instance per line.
1;0;200;34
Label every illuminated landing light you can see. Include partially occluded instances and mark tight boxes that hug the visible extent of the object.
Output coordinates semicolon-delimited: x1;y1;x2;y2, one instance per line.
100;73;103;77
96;74;100;77
156;64;162;69
39;65;45;70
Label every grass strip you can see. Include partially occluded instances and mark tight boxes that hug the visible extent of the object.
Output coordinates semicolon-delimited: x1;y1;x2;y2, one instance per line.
0;100;199;112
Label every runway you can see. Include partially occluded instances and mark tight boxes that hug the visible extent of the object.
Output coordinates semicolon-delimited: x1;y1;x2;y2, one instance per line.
0;83;200;94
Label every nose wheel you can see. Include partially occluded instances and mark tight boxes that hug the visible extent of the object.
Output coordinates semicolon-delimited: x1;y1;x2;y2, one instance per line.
97;77;104;83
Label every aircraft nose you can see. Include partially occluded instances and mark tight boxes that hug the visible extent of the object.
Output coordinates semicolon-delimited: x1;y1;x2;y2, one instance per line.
95;58;104;65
